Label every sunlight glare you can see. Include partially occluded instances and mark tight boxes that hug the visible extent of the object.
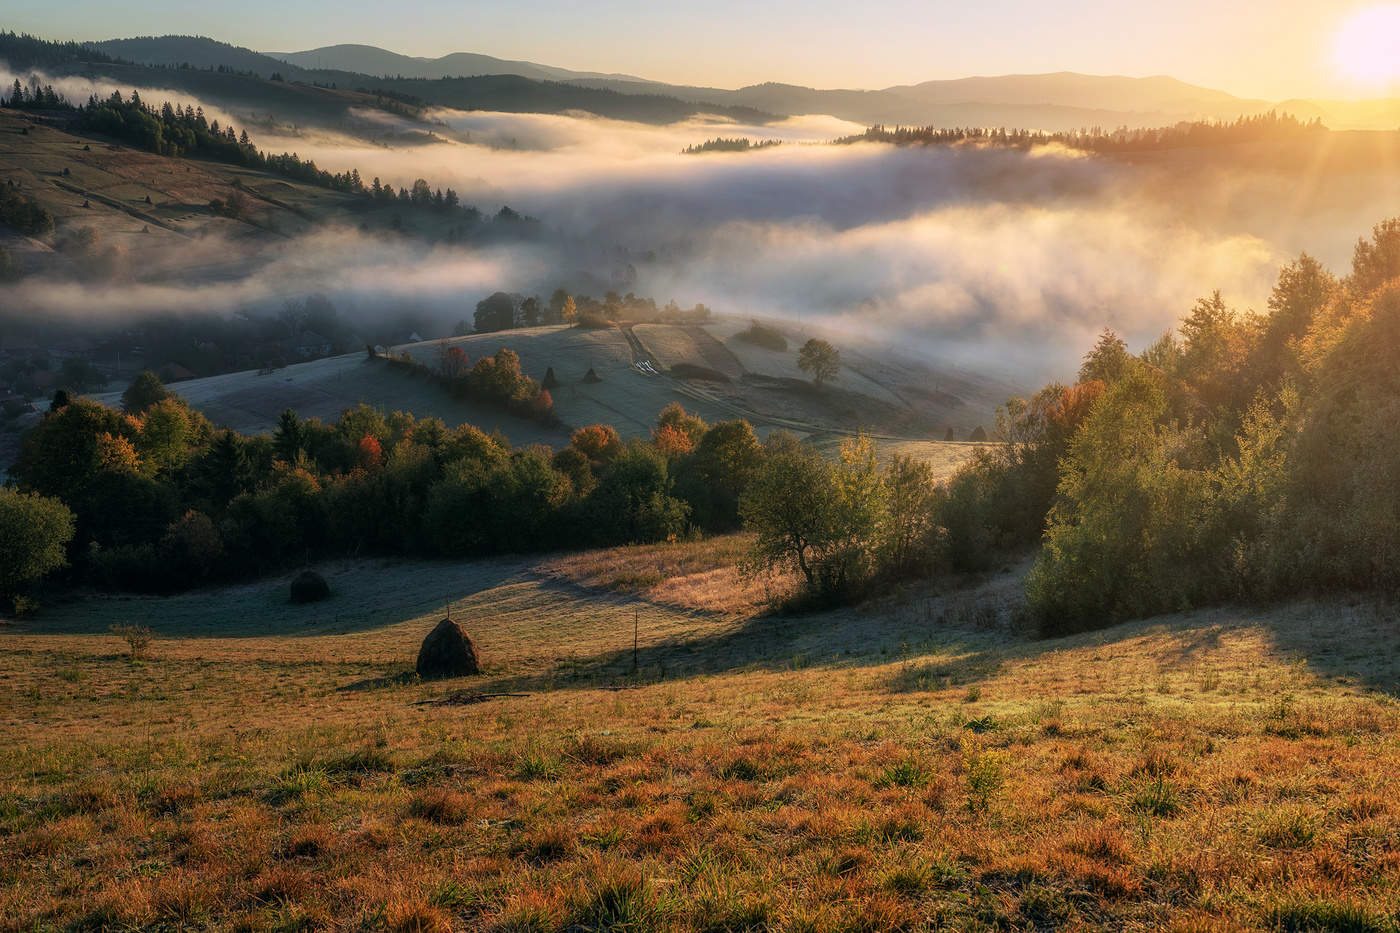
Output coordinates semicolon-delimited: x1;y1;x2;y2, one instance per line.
1333;4;1400;86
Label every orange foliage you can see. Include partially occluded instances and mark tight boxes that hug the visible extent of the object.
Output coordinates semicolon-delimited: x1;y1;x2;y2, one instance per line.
357;435;383;469
1053;380;1105;432
653;423;694;459
571;424;621;463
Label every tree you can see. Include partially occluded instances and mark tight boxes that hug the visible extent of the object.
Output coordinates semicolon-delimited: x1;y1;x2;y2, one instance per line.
1351;218;1400;298
474;292;517;333
273;409;305;463
797;338;840;387
11;398;142;499
1026;369;1220;631
673;419;761;531
654;402;707;447
0;488;75;599
881;455;940;576
1078;329;1130;385
547;289;573;324
121;370;169;414
571;425;622;465
740;433;884;600
587;442;689;544
197;430;250;506
137;398;204;476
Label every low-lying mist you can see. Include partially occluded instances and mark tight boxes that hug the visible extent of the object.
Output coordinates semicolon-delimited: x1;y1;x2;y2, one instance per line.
6;65;1400;386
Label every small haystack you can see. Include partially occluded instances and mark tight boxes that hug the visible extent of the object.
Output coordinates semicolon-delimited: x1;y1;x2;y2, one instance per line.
289;570;331;604
542;366;559;389
582;367;602;384
416;618;481;679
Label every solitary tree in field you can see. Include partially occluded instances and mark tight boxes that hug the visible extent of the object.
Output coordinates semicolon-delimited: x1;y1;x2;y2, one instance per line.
797;338;840;387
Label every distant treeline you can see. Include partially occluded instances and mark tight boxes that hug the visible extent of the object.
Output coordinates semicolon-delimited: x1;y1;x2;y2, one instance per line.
2;82;539;228
467;288;712;334
842;111;1328;152
0;31;115;69
682;137;782;154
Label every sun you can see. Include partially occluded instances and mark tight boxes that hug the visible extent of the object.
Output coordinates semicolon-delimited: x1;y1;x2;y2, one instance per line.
1333;4;1400;86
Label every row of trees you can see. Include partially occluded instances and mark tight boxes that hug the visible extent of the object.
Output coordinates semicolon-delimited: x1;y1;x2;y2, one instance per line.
469;289;712;334
925;218;1400;632
843;112;1328;154
379;342;556;425
682;137;782;154
5;85;519;227
2;368;774;601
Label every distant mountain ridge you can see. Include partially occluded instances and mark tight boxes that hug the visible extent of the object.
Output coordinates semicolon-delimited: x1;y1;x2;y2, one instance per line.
267;43;655;84
266;44;1399;130
76;35;1400;131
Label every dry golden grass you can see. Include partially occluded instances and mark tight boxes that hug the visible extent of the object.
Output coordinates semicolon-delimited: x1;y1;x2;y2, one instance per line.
3;541;1400;931
539;533;798;617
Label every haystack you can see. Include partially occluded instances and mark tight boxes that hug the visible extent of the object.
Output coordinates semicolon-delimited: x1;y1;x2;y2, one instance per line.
583;367;602;384
289;570;330;603
416;618;481;679
542;366;559;389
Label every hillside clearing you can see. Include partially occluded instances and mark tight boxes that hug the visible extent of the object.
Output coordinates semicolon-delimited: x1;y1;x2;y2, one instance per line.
3;539;1398;931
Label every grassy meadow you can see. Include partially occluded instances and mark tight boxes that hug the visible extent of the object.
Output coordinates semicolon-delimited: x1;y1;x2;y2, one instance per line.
3;538;1399;932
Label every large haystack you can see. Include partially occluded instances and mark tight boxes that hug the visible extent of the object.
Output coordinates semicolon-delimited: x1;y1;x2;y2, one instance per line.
289;570;330;604
416;618;481;679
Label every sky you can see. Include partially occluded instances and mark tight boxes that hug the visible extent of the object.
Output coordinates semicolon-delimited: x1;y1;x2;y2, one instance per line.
4;0;1399;99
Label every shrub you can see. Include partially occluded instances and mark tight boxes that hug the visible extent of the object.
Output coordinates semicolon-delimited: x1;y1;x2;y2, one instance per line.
734;320;788;351
574;311;613;329
109;622;153;660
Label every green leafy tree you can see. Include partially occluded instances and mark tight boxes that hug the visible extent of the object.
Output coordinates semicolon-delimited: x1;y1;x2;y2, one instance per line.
797;338;840;387
474;292;517;333
1026;369;1221;631
741;433;884;600
1078;329;1131;385
881;455;940;576
587;442;690;544
121;370;170;415
0;488;75;600
11;398;141;500
673;419;762;531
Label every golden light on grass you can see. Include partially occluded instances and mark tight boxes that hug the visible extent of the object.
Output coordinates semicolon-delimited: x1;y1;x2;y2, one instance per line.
1332;4;1400;86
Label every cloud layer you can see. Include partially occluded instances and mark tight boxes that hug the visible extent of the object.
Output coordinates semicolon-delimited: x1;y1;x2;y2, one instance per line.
5;67;1398;385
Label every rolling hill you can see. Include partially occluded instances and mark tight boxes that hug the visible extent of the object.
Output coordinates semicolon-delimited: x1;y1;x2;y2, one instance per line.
268;43;654;84
102;316;1016;458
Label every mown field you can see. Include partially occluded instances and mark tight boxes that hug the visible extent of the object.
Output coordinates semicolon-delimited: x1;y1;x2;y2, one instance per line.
3;537;1399;932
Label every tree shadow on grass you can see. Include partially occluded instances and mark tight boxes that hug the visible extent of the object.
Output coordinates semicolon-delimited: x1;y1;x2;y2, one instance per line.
456;585;1400;700
28;557;532;640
